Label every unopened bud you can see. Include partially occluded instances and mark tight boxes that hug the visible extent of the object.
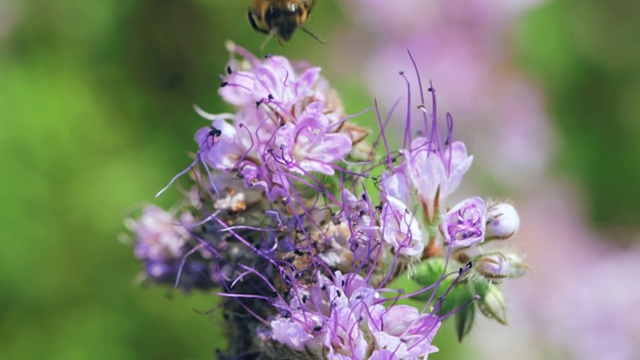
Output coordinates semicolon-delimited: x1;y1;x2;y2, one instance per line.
455;299;476;341
473;280;508;325
411;258;449;302
413;257;447;287
503;252;528;278
485;203;520;240
475;253;511;281
475;251;527;281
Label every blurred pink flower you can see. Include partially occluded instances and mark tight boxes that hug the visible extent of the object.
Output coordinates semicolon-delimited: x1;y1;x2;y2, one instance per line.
342;0;553;188
472;183;640;360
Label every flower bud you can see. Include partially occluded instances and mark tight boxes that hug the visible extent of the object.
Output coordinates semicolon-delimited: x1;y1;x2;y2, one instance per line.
475;253;511;280
473;280;508;325
485;202;520;240
474;251;527;281
503;252;528;278
413;257;447;287
411;258;449;302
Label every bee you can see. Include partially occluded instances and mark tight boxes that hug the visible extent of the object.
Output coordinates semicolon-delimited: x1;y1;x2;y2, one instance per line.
248;0;325;45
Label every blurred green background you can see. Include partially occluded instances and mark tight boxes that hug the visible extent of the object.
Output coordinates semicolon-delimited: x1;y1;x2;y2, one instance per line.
1;0;638;359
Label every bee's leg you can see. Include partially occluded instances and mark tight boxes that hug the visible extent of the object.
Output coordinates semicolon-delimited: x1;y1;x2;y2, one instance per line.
248;11;270;34
259;32;275;50
300;27;326;44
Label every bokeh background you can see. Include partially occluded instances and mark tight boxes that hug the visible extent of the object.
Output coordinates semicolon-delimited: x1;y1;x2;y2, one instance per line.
2;0;639;359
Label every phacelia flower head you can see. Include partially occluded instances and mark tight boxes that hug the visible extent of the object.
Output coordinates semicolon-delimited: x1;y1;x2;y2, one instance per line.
127;44;528;358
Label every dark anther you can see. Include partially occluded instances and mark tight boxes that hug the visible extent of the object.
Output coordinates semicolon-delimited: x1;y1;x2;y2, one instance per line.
236;173;245;179
294;249;304;256
341;279;345;286
361;193;368;201
268;94;274;100
302;295;307;303
375;205;382;211
209;127;222;137
313;325;322;332
220;81;228;87
321;285;326;291
256;99;264;107
226;66;233;75
466;261;473;269
264;54;272;59
359;210;366;217
428;87;434;92
238;123;244;128
336;289;342;297
294;272;301;279
270;291;278;298
399;71;405;75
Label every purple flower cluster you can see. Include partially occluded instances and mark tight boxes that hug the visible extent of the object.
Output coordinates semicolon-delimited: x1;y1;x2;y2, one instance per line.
127;43;526;359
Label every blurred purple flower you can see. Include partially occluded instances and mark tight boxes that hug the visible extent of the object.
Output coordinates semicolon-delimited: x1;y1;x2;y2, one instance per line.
342;0;553;188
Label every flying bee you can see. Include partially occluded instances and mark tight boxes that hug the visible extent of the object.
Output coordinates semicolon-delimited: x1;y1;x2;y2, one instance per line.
248;0;325;46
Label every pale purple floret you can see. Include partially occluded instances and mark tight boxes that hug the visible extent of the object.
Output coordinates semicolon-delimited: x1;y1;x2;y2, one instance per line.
380;196;424;257
440;196;487;247
269;273;384;358
194;119;245;172
369;349;402;360
326;306;368;359
219;50;321;109
131;205;192;262
274;102;352;175
270;311;326;353
368;304;441;359
380;171;412;206
404;137;473;219
193;45;351;201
